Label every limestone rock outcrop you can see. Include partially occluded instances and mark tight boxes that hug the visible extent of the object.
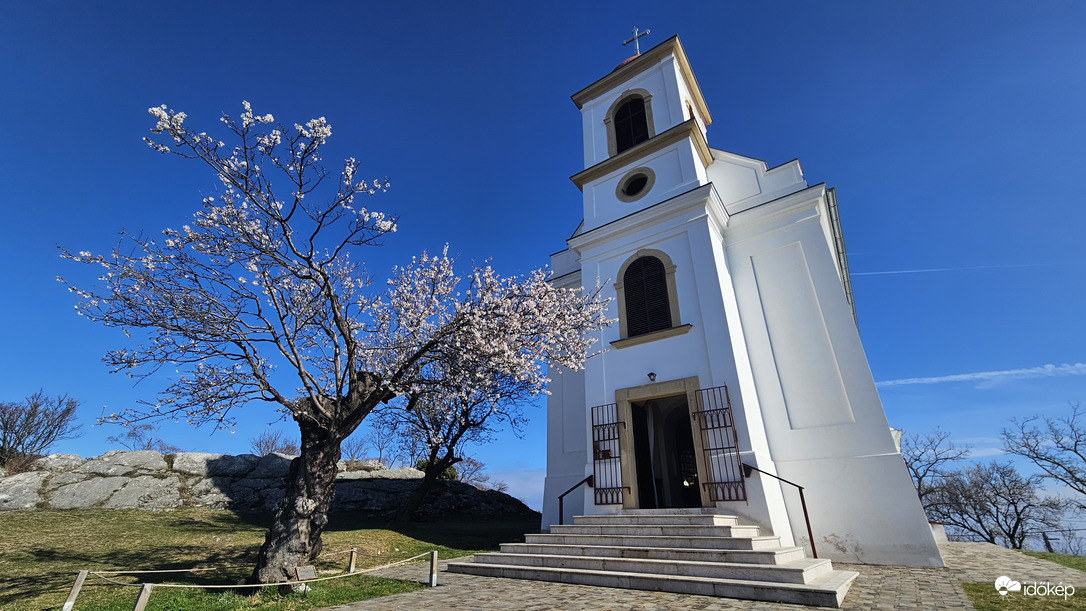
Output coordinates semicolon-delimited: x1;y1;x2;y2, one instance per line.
0;451;537;520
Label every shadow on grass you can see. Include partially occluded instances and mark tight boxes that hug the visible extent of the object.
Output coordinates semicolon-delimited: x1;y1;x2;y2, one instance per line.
2;545;256;609
165;510;272;532
323;511;541;553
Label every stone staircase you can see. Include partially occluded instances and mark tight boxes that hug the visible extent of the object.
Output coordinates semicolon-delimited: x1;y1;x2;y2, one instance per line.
447;508;858;608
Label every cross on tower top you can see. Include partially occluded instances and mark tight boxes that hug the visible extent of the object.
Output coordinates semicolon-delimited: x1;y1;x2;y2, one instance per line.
622;27;651;55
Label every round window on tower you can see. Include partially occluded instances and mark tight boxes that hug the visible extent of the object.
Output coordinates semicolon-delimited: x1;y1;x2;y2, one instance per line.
616;167;656;203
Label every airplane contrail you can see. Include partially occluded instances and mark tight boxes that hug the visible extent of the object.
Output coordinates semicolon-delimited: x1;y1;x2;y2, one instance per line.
851;262;1083;276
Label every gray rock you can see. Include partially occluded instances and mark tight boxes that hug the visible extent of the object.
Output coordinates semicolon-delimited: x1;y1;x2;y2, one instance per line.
0;471;47;510
171;452;259;478
49;476;128;509
36;454;84;472
366;467;424;480
231;477;286;510
77;450;167;476
354;459;386;472
105;475;182;510
187;477;235;509
246;453;293;480
337;458;385;471
335;470;372;481
333;479;416;511
45;472;88;491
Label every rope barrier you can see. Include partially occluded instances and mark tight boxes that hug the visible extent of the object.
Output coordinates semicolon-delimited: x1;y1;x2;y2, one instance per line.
84;552;431;591
93;566;248;575
318;548;418;559
87;572;144;588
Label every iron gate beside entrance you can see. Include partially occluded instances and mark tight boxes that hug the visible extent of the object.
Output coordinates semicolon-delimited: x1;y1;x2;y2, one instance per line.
691;385;747;502
590;403;624;504
589;384;746;506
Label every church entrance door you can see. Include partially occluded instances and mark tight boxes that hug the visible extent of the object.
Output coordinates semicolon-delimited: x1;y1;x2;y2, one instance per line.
630;395;701;509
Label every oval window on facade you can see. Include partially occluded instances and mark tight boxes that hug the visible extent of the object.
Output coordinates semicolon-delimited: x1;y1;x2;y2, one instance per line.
616;167;656;203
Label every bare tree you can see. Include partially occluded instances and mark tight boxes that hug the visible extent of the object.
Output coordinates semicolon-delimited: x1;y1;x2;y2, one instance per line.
456;457;508;492
1002;402;1086;498
340;434;368;470
900;429;970;512
108;423;183;453
365;417;402;467
0;391;82;465
928;461;1066;549
457;457;488;487
59;102;609;586
249;430;299;456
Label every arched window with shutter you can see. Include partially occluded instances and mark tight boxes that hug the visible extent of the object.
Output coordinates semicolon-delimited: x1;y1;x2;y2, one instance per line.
614;98;649;154
605;90;656;157
613;250;687;346
623;256;672;337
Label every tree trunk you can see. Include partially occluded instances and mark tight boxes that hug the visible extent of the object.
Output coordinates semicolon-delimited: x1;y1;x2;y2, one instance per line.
393;452;457;523
249;418;340;587
393;467;441;524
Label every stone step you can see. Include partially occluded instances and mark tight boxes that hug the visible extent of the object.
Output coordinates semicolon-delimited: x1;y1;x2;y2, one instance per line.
524;532;782;550
572;513;740;527
446;562;859;608
551;523;761;537
498;542;808;565
471;552;834;584
621;507;734;515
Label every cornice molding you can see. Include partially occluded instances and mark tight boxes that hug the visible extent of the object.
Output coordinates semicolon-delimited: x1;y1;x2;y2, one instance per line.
571;36;712;128
570;119;711;191
567;183;715;253
610;324;693;349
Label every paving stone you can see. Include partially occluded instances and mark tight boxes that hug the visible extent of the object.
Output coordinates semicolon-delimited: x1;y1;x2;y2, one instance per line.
315;542;1086;610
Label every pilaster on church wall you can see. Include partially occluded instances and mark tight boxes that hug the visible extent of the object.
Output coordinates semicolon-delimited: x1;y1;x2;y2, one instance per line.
723;189;897;462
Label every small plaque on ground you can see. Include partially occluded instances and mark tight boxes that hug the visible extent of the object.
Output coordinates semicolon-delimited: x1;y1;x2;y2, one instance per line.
295;566;317;581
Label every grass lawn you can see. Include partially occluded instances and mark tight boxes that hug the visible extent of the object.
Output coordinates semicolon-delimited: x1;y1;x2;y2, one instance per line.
962;582;1086;610
962;550;1086;610
0;508;538;611
1025;552;1086;574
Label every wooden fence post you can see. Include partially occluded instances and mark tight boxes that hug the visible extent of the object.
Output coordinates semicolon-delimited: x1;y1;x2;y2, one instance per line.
62;570;88;611
132;583;153;611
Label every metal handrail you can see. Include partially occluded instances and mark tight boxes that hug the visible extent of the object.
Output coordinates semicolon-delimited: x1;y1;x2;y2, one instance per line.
741;463;817;559
557;475;594;525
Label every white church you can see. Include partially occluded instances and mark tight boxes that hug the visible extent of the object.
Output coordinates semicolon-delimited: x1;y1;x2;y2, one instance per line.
451;36;941;605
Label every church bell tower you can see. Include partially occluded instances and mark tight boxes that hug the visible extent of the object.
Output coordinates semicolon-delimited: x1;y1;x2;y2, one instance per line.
541;35;942;568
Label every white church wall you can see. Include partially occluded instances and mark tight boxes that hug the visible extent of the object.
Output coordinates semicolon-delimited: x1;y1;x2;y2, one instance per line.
706;151;807;214
723;187;942;566
687;212;795;545
541;361;588;530
541;263;591;530
549;247;580;278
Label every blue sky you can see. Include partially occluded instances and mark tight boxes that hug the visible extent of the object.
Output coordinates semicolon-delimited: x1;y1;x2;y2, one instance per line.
2;2;1084;510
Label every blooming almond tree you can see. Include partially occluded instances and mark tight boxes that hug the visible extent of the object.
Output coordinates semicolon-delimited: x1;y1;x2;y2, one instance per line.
59;103;609;586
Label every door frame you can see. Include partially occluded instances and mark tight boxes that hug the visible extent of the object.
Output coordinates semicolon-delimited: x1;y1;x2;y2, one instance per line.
614;376;711;508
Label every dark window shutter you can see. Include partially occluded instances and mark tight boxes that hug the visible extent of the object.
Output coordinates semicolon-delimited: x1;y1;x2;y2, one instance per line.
614;98;649;154
624;256;672;337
